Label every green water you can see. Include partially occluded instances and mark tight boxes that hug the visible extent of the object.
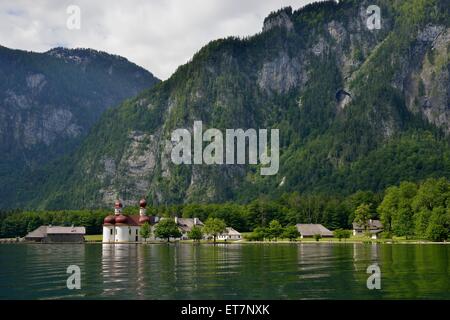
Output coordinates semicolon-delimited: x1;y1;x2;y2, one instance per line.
0;243;448;299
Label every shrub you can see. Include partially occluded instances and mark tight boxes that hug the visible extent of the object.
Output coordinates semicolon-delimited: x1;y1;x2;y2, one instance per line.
334;229;351;241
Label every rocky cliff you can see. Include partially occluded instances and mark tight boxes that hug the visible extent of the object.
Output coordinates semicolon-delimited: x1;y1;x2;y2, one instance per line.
0;46;159;207
24;0;450;209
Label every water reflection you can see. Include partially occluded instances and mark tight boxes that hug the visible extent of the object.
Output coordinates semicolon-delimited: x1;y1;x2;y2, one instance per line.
0;243;448;299
0;244;88;299
101;244;143;298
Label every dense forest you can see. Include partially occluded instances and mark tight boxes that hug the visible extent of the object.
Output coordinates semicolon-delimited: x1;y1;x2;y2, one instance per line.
1;178;448;241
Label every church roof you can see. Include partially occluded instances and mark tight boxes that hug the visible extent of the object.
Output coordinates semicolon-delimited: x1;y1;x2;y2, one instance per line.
105;215;156;226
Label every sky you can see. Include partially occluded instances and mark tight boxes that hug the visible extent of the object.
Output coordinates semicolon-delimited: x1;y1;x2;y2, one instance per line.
0;0;321;80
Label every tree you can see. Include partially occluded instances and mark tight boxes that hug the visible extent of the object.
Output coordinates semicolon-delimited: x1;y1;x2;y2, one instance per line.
188;226;203;241
378;186;399;233
412;178;450;239
245;197;289;230
314;234;322;241
203;218;226;243
282;225;300;241
26;215;42;233
426;208;449;242
266;220;283;241
246;227;266;241
392;182;417;238
345;191;379;226
354;203;372;234
139;222;151;242
377;178;450;241
333;229;351;241
154;218;181;242
426;221;448;242
244;228;265;241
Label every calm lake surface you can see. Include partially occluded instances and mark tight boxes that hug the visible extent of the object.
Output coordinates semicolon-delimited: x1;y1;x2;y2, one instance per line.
0;243;448;299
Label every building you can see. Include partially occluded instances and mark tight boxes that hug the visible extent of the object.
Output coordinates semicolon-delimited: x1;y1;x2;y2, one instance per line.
101;199;216;242
102;199;158;243
25;226;85;243
25;226;47;242
295;224;333;239
353;219;383;239
175;217;204;240
217;227;242;241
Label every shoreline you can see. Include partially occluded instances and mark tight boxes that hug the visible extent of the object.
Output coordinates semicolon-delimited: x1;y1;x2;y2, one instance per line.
1;238;448;245
92;240;450;245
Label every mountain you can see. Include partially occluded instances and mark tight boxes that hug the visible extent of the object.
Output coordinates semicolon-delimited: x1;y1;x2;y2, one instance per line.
28;0;449;209
0;46;159;208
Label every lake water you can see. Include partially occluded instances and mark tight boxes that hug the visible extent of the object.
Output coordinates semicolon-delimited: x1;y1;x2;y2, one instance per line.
0;243;448;300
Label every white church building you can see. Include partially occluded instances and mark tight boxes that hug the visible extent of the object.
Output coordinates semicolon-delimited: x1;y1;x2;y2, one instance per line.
103;199;157;243
102;199;206;243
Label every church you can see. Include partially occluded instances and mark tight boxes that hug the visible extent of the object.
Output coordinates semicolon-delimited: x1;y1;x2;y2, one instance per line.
102;199;158;242
102;199;205;242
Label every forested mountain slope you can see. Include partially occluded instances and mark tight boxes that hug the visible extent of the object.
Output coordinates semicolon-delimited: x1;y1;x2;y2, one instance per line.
0;46;159;207
30;0;449;209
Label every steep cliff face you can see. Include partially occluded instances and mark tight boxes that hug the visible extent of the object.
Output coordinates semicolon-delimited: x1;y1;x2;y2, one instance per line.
30;0;450;209
0;46;159;207
404;25;450;132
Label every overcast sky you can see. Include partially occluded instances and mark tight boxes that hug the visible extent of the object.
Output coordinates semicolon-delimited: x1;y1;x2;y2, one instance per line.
0;0;321;80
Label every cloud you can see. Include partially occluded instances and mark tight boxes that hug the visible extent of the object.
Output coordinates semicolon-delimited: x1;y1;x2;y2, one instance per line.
0;0;320;79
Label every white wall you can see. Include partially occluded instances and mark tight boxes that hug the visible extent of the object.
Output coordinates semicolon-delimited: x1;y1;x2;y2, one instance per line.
115;226;129;242
130;226;140;242
102;226;114;242
217;234;242;241
103;226;142;242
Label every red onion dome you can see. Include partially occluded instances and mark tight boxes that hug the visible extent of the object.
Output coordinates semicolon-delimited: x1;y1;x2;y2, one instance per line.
104;215;116;224
139;199;147;208
139;215;151;224
115;214;128;224
114;200;123;209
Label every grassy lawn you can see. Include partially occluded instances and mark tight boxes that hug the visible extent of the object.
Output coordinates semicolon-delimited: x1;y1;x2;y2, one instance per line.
84;234;103;241
83;233;432;244
238;233;432;243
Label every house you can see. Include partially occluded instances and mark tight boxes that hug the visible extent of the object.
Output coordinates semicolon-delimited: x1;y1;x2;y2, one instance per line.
175;217;204;240
217;227;242;241
295;224;333;239
25;225;85;243
103;199;159;243
353;219;383;239
25;226;47;242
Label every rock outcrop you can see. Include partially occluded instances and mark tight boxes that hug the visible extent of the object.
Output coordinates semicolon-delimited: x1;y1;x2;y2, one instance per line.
263;7;294;32
0;46;159;208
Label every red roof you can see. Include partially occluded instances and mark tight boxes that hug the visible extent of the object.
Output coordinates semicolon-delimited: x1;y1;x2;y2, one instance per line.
104;215;155;226
103;215;116;225
115;214;128;224
139;199;147;208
